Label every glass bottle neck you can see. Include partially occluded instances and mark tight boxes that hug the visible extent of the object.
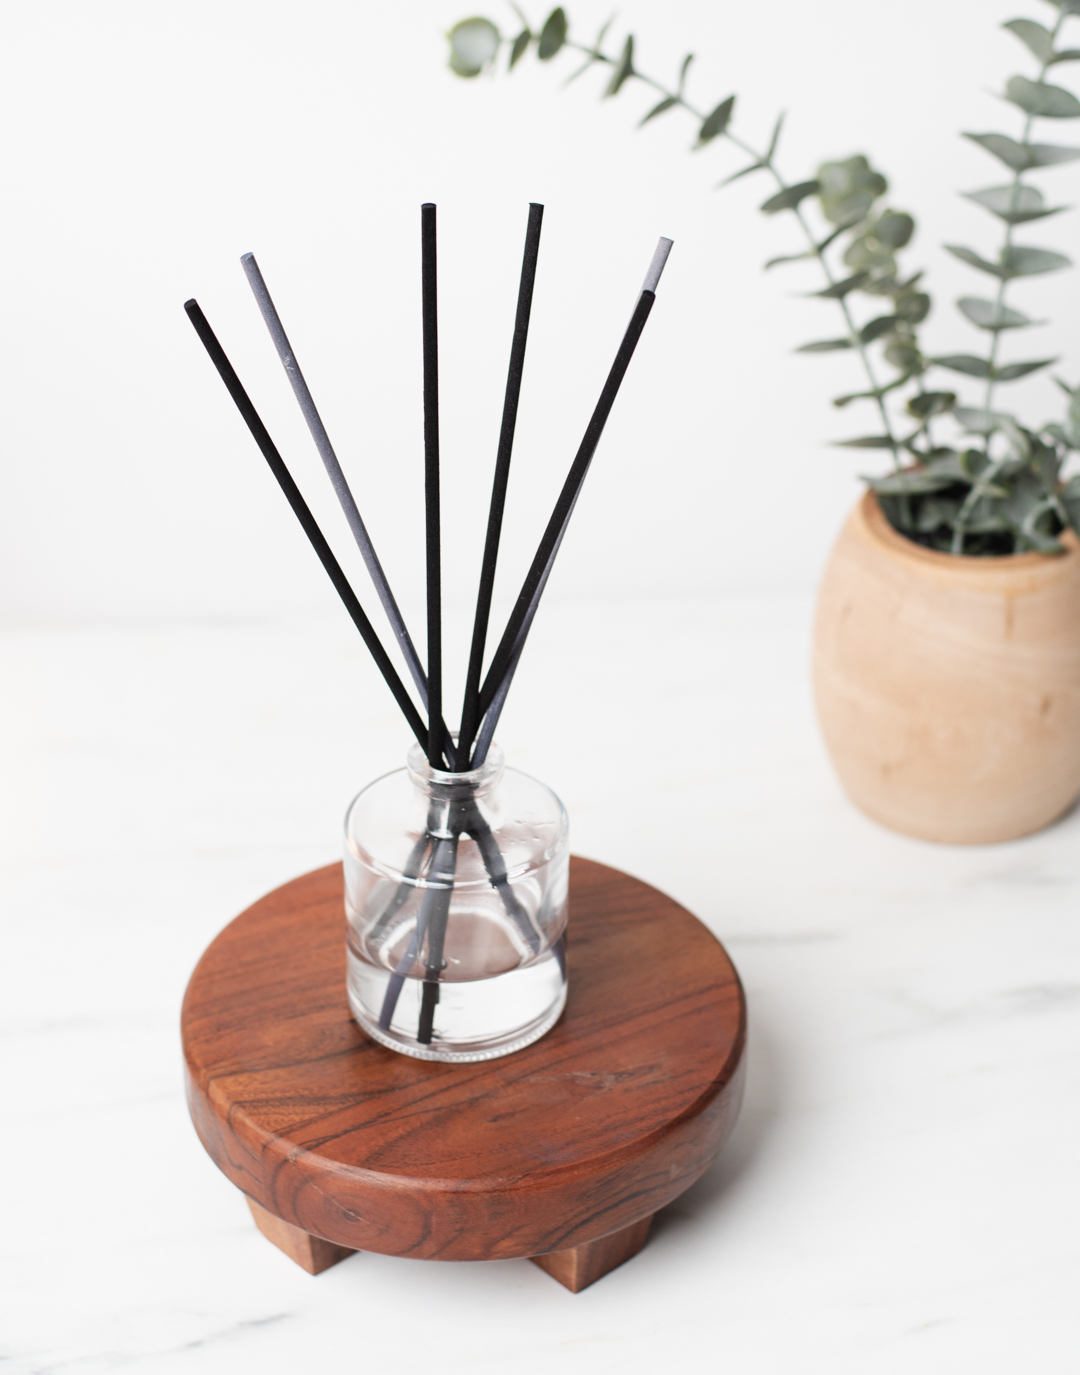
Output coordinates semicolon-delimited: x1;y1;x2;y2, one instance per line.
406;741;505;805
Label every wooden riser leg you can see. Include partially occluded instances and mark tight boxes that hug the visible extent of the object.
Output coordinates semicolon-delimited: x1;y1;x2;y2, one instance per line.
529;1213;655;1292
246;1196;357;1275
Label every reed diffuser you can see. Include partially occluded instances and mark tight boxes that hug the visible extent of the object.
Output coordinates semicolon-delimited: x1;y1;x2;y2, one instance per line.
185;206;671;1060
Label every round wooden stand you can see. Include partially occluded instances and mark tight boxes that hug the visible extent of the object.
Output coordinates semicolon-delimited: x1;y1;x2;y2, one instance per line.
182;856;746;1291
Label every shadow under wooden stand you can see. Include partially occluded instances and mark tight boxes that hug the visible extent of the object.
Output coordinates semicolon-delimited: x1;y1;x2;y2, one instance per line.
182;857;746;1293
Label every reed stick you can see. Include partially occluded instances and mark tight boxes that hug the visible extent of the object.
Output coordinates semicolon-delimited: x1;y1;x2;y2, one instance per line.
474;238;672;731
421;204;442;768
183;299;428;749
457;203;544;759
470;508;571;768
240;256;467;767
240;253;431;704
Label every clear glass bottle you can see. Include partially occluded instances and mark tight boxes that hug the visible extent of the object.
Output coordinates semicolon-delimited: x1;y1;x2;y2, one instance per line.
344;743;569;1062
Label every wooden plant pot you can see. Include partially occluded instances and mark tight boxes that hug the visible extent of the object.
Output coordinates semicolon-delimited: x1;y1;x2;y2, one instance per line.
813;490;1080;844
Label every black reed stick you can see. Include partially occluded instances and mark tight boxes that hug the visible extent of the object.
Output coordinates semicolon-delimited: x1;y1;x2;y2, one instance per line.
421;204;442;768
473;239;672;731
184;298;428;750
470;505;571;768
457;202;544;761
417;831;460;1043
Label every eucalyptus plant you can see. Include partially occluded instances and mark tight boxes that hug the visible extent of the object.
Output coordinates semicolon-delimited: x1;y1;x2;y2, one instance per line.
447;4;1080;555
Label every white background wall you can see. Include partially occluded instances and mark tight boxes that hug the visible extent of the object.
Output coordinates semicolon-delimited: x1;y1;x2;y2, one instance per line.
2;0;1078;649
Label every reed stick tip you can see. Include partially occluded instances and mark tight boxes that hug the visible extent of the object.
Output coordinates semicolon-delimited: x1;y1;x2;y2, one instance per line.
642;238;674;293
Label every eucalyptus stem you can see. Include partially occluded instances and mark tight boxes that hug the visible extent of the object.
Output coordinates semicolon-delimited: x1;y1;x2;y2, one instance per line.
982;8;1067;425
952;6;1069;554
450;4;1080;555
558;35;903;467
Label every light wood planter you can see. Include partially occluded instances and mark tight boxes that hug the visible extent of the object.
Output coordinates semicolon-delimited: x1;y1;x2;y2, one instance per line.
813;490;1080;844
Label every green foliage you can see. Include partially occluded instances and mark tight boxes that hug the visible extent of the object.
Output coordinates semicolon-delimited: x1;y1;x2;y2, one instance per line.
537;8;566;59
445;5;1080;555
447;18;501;77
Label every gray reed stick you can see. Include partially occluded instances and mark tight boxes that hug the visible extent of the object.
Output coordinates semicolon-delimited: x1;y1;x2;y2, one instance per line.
241;253;434;714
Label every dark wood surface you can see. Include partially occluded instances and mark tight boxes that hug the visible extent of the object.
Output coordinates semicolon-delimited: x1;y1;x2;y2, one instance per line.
529;1214;655;1292
246;1196;356;1276
182;857;746;1264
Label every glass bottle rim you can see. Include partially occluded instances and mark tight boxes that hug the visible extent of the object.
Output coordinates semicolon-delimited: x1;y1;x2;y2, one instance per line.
406;740;504;796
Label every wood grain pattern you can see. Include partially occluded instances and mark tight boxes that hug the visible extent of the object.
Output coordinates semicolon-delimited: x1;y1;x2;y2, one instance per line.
245;1196;357;1275
182;857;745;1264
814;490;1080;843
529;1213;655;1292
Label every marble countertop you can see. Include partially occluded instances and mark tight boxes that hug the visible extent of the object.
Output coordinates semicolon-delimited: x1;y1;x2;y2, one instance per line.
3;592;1078;1373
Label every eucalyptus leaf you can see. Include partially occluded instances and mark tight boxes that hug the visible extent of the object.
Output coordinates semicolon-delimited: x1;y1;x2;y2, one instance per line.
833;435;900;448
860;315;899;343
944;244;1006;277
995;358;1057;380
964;132;1032;169
956;296;1036;329
447;17;501;77
885;339;922;370
1067;388;1080;446
640;95;677;125
993;205;1065;224
924;451;970;480
961;184;1063;225
1003;244;1071;275
765;251;811;269
765;112;785;160
895;291;931;323
963;132;1080;169
932;354;994;378
817;155;887;224
954;406;1012;434
605;34;634;96
1049;49;1080;64
1003;18;1055;62
1032;438;1063;489
907;391;956;418
697;95;735;145
718;160;765;187
1027;141;1080;165
916;495;964;531
795;338;854;352
812;272;871;299
509;27;531;68
537;7;567;59
998;416;1033;459
963;181;1045;215
1062;475;1080;533
834;374;914;407
760;180;820;214
1005;76;1080;119
865;471;954;493
843;236;896;274
875;211;915;248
